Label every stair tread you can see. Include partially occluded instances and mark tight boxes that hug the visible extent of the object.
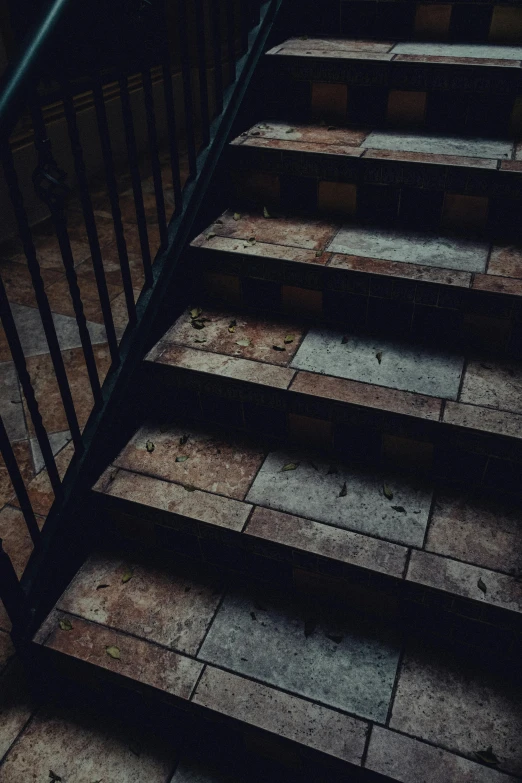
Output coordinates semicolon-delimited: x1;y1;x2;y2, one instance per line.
268;36;522;66
94;420;522;614
36;549;522;779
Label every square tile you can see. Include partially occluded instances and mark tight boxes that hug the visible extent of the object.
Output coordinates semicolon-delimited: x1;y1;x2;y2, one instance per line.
414;3;452;38
311;82;348;119
199;587;401;721
442;194;489;231
391;41;522;60
318;181;357;216
387;91;427;125
246;450;433;546
362;131;513;160
280;286;323;315
291;327;465;399
459;359;522;413
489;6;522;42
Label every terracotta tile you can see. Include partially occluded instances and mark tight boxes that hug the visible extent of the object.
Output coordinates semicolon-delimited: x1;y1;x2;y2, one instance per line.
363;148;497;170
240;136;364;159
382;435;434;472
442;194;489;231
44;613;203;699
13;441;75;517
443;401;522;439
462;313;512;352
195;233;330;266
64;209;117;248
475;274;522;295
114;424;265;501
366;726;518;783
156;307;304;367
311;82;348;119
0;441;34;509
0;506;45;579
407;550;522;614
192;666;369;764
275;47;395;62
387;91;427;126
318;181;357;216
489;6;522;42
281;286;322;316
291;371;442;421
96;467;252;532
288;413;332;450
426;490;522;575
0;259;63;308
390;644;522;775
272;38;394;54
248;121;367;148
246;506;407;578
393;54;521;68
0;699;176;783
110;288;141;330
203;273;242;306
43;280;106;322
209;210;340;251
414;4;452;38
233;170;280;207
329;253;472;288
500;161;522;172
0;659;34;762
57;551;223;655
460;359;522;414
0;630;14;671
10;234;92;270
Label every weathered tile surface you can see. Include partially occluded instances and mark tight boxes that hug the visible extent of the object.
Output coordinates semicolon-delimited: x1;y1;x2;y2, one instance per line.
291;328;464;399
209;211;339;251
29;430;71;474
193;666;369;764
328;226;488;272
199;587;401;721
8;303;110;357
391;41;522;60
0;363;26;442
246;121;368;147
489;246;522;279
114;425;265;501
195;233;330;265
246;451;433;546
269;38;394;54
0;660;33;763
12;441;74;516
362;131;513;159
443;401;522;438
57;551;223;655
329;253;472;287
459;360;522;413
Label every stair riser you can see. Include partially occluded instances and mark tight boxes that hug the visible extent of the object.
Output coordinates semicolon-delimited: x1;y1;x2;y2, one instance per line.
194;248;522;357
229;145;522;240
264;57;522;136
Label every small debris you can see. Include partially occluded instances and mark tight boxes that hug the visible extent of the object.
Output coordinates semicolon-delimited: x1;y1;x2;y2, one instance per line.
284;334;294;344
129;743;141;757
233;212;241;221
478;577;487;594
49;772;63;782
214;218;223;224
183;484;197;492
327;126;337;131
176;456;189;463
190;307;202;320
106;646;121;660
236;338;251;347
272;344;286;351
250;612;257;621
146;440;155;453
121;568;133;584
304;619;317;637
376;351;383;364
59;619;72;632
96;584;110;590
191;319;206;330
228;319;237;333
179;434;189;446
206;232;216;241
383;483;394;500
263;206;272;218
194;337;207;343
392;506;406;513
338;482;348;498
315;250;322;258
282;462;299;471
285;127;296;134
475;747;499;766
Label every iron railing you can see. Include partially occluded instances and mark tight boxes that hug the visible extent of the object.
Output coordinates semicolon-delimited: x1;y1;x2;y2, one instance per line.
0;0;282;644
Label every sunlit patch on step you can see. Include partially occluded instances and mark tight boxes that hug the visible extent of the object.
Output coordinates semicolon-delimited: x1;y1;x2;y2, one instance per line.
362;131;513;160
246;450;432;546
291;328;464;399
391;41;522;61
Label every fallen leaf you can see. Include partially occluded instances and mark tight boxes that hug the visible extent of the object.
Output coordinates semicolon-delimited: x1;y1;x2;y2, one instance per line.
236;338;250;347
315;250;322;258
176;456;189;463
106;646;121;660
96;584;110;590
392;506;406;513
191;319;206;330
338;482;348;498
146;440;155;453
383;483;394;500
285;127;295;133
475;747;499;766
194;337;207;343
228;319;237;333
284;334;294;344
376;351;383;364
179;434;189;446
183;484;197;492
282;462;299;471
250;612;257;621
206;232;216;241
263;206;272;218
121;568;133;584
49;772;63;782
214;218;223;224
59;619;72;632
304;619;317;637
233;212;241;221
190;307;202;319
272;344;285;351
478;577;487;594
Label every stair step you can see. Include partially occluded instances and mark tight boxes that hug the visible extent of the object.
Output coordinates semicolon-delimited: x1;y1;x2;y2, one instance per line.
264;37;522;135
229;121;522;238
193;209;522;356
34;550;522;780
144;306;522;491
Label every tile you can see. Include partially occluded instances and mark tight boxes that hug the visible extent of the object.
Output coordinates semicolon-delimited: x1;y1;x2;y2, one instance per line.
441;194;489;231
248;121;367;147
489;6;522;42
149;344;295;390
29;430;71;474
443;401;522;439
245;506;408;578
280;286;323;316
0;441;34;510
97;467;251;532
363;148;497;169
460;359;522;414
414;3;452;38
366;726;518;783
291;371;442;421
0;362;26;442
110;288;141;330
391;41;522;61
329;254;472;287
427;491;522;575
10;234;91;270
0;258;62;308
10;440;74;517
318;181;357;215
193;666;369;764
0;700;176;783
114;424;265;501
271;37;394;54
246;450;433;546
195;233;329;266
407;550;522;614
291;328;464;399
199;588;400;722
210;211;339;251
204;273;242;306
44;613;203;699
328;225;488;273
157;308;304;367
57;551;223;655
0;659;33;762
390;644;522;775
362;131;512;160
0;505;44;580
473;275;522;296
311;82;348;118
387;91;427;125
488;246;522;279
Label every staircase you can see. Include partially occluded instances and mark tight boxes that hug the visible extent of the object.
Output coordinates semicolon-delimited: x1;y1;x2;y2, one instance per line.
30;3;522;781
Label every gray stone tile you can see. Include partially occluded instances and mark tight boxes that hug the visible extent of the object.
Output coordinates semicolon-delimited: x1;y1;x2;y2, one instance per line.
9;303;110;357
392;41;522;60
30;430;71;474
0;362;26;442
246;451;432;546
328;226;488;273
199;587;401;722
362;131;513;159
291;328;464;399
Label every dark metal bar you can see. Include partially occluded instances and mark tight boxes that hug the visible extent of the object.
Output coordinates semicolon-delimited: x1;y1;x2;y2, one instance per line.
1;141;83;451
194;0;210;148
177;0;197;179
0;417;40;545
30;100;102;405
0;276;62;496
0;539;30;632
61;80;120;365
211;0;223;116
141;67;168;252
226;0;237;85
240;0;251;52
161;61;183;216
91;76;138;325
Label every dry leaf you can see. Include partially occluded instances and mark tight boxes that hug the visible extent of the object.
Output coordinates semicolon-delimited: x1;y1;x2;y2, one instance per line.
392;506;406;513
59;619;72;632
478;577;487;594
179;434;189;445
121;568;133;584
272;344;285;351
236;338;250;347
106;646;121;660
383;483;394;500
146;440;155;453
263;206;271;218
475;747;499;766
376;351;383;364
191;320;206;330
338;482;348;498
49;772;63;782
282;462;299;471
176;456;189;463
233;212;241;221
286;127;295;133
194;337;207;343
96;584;110;590
206;232;216;241
228;319;237;333
284;334;294;344
190;307;202;319
183;484;197;492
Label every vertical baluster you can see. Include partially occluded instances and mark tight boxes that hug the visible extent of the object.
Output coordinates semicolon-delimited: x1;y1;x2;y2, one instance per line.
91;77;138;326
141;67;168;253
0;539;30;632
226;0;237;85
30;100;102;405
177;0;197;179
0;276;62;497
0;416;40;545
211;1;223;116
194;0;210;148
1;141;83;452
161;61;183;216
240;0;251;52
61;81;120;365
